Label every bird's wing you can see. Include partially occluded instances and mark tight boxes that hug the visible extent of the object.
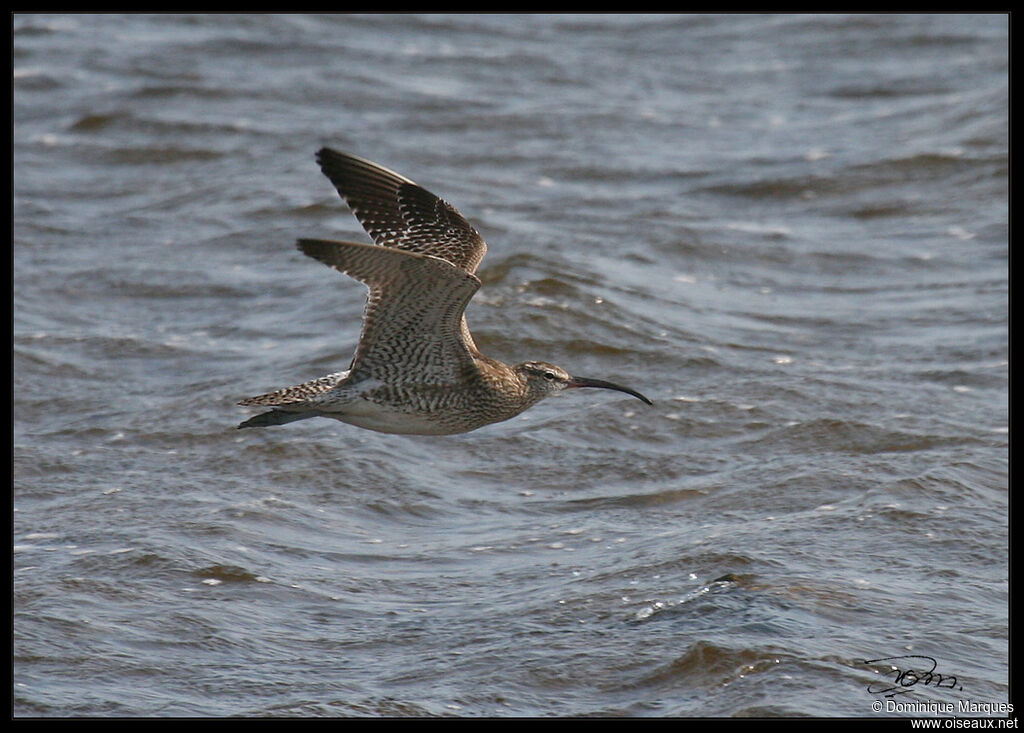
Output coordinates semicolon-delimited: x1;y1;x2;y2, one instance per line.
297;238;482;384
315;148;488;275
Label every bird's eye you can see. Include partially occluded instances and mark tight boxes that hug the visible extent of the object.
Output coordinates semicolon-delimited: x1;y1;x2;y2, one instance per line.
543;371;556;381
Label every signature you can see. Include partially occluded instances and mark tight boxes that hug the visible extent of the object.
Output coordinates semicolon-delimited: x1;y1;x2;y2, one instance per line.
863;655;963;697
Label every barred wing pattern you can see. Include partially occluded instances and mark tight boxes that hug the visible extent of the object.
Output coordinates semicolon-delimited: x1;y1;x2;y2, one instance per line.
315;148;488;275
297;238;482;385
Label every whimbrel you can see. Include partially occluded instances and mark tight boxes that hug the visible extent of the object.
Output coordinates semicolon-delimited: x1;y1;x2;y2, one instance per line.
238;148;652;435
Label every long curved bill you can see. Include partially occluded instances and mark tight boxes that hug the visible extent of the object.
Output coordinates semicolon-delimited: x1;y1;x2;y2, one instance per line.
568;376;653;406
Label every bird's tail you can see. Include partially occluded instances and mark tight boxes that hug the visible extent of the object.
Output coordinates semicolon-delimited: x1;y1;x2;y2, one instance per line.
237;371;349;407
237;371;349;429
237;409;319;429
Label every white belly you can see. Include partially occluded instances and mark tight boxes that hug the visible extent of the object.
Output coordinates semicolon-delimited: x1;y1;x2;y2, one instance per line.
309;377;499;435
317;396;474;435
326;410;457;435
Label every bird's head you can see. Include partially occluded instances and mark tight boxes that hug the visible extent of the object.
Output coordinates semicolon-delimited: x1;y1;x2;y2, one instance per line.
514;361;653;407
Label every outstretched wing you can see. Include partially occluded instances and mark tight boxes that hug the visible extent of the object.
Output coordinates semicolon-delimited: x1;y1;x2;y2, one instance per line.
315;148;488;274
297;238;482;385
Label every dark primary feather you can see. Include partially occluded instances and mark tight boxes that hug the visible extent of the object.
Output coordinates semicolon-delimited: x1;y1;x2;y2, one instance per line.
315;148;488;274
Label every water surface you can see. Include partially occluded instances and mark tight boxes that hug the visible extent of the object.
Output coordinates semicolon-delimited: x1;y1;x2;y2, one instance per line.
14;13;1008;717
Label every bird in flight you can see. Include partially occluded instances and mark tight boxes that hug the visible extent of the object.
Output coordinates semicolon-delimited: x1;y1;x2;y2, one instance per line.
238;148;652;435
